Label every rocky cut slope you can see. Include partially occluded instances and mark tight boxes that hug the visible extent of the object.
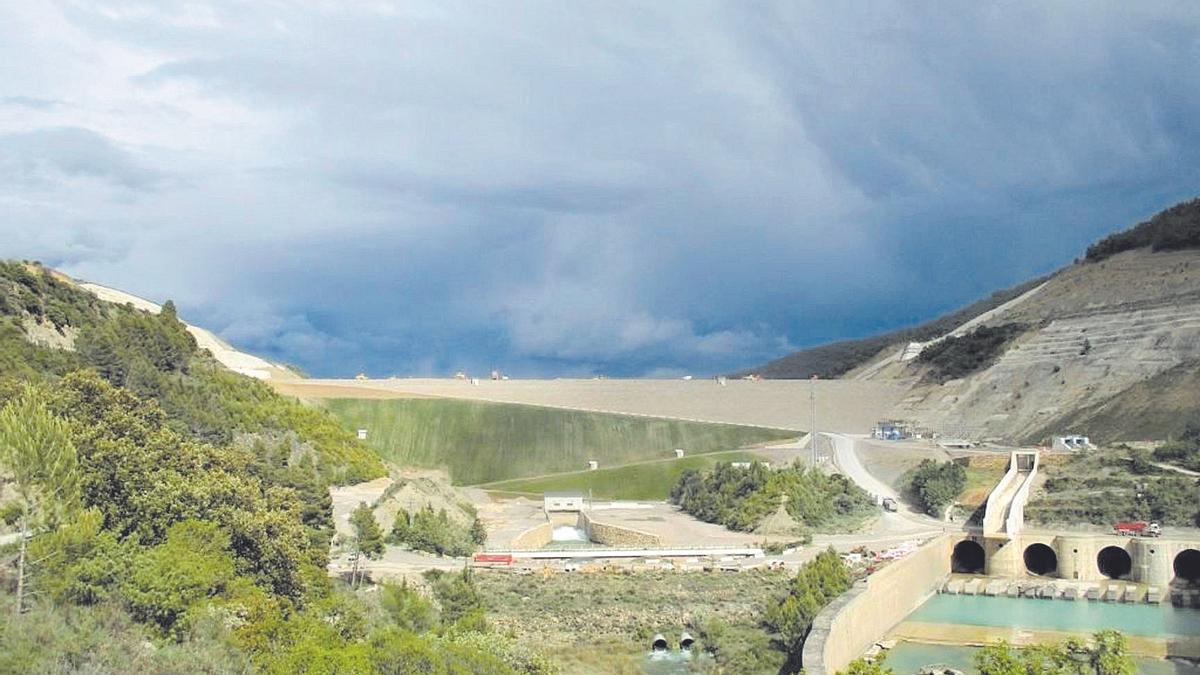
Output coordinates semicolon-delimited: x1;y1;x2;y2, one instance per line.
743;198;1200;444
869;200;1200;444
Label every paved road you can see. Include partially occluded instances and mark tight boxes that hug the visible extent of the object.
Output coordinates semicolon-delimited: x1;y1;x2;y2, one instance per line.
824;432;944;534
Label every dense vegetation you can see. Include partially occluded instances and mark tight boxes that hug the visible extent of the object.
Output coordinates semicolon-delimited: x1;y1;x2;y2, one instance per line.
838;630;1137;675
733;277;1047;379
326;397;792;485
1153;422;1200;471
973;630;1135;675
905;459;967;516
1085;198;1200;262
670;462;875;532
915;323;1027;382
1027;451;1199;527
0;261;554;672
766;548;854;673
0;262;383;483
390;506;486;558
481;449;761;500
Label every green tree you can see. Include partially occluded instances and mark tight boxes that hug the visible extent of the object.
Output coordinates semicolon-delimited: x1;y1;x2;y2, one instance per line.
350;502;384;586
469;515;488;547
908;460;967;516
379;581;438;633
764;548;853;672
123;520;237;636
0;389;80;614
975;631;1136;675
1089;630;1135;675
840;654;894;674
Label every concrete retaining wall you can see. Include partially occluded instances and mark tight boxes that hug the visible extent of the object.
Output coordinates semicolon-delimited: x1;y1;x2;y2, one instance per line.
803;535;952;675
580;511;662;548
511;521;553;549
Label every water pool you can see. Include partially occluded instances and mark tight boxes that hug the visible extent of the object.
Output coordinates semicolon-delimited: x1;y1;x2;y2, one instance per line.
906;594;1200;638
885;640;1200;675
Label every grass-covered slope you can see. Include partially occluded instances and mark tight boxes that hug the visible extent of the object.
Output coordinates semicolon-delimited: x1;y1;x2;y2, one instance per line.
323;397;794;485
480;450;762;500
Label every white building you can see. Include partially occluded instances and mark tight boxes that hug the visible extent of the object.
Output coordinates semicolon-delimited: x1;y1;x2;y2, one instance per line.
543;491;585;512
1053;435;1096;452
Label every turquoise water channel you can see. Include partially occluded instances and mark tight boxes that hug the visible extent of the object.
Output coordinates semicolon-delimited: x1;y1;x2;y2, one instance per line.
907;594;1200;637
886;641;1200;675
887;594;1200;674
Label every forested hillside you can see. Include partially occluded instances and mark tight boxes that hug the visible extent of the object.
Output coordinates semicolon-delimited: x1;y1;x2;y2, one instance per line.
0;261;552;673
0;261;382;482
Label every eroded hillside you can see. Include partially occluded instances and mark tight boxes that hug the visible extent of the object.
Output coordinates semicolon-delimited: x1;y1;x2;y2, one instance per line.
881;248;1200;443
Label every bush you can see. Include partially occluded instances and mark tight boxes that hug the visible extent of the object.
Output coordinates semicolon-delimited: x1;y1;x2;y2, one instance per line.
391;506;479;557
671;461;874;532
906;460;967;516
915;323;1026;382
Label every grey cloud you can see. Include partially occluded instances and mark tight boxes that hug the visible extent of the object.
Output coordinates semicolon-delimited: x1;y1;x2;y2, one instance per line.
0;126;162;190
3;3;1199;377
0;96;67;110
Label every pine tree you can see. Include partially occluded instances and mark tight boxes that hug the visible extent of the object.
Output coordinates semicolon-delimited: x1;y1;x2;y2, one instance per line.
349;501;384;586
0;389;80;614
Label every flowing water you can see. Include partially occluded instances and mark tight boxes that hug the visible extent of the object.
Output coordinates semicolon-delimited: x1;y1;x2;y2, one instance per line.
551;525;588;542
641;648;712;674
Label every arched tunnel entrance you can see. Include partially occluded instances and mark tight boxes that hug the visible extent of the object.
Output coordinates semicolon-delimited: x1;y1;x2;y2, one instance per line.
1175;549;1200;585
952;540;985;574
1097;546;1133;579
1024;543;1058;576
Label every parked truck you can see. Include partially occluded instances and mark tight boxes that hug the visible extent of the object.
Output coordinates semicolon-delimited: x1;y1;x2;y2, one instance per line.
1113;521;1161;537
882;497;899;512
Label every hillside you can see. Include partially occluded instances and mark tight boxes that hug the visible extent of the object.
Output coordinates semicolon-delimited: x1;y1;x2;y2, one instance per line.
0;259;551;672
739;198;1200;443
734;276;1048;380
0;260;382;483
322;397;794;485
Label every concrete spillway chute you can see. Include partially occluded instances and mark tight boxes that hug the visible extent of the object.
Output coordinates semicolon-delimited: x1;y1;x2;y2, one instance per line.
982;450;1038;538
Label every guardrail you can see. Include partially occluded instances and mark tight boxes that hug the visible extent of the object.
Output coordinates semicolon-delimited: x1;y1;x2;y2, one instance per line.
483;546;766;560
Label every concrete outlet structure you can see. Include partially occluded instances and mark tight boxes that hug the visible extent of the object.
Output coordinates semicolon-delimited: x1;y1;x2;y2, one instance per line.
951;532;1200;588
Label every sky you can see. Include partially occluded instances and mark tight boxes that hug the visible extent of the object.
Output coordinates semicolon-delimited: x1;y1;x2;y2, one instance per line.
2;2;1199;378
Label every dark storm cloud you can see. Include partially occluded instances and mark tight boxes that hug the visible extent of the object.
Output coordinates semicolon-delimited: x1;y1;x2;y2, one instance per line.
2;2;1199;377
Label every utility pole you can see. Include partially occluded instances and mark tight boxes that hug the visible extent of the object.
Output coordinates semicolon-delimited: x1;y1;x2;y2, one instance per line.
810;374;818;465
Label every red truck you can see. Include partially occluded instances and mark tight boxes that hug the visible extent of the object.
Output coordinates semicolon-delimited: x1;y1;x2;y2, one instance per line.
1113;521;1161;537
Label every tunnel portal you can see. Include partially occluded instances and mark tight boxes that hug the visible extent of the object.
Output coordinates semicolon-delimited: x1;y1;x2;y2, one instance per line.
1023;543;1058;576
952;540;986;574
1097;546;1133;579
1175;549;1200;584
